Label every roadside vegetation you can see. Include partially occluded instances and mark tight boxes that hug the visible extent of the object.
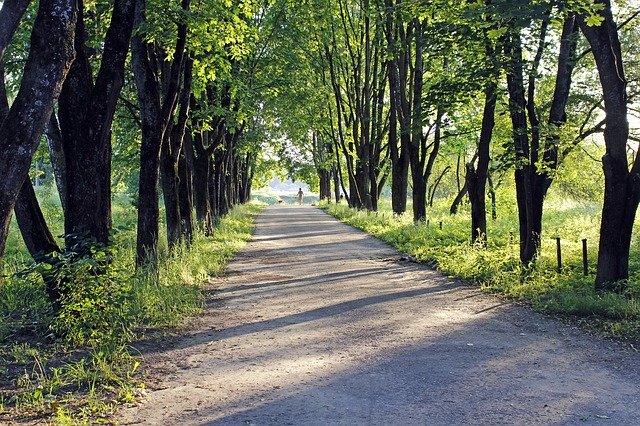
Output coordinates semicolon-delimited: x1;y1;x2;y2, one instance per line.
0;189;262;423
323;194;640;341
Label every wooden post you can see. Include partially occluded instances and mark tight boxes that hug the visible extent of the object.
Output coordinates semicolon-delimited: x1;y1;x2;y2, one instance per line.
556;237;562;272
582;238;588;276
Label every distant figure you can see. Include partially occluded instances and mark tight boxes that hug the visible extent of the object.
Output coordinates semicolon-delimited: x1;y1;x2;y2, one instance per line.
297;188;304;205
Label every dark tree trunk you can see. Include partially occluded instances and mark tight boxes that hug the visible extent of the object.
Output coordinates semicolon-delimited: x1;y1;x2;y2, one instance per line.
193;143;213;234
487;171;497;220
429;165;449;208
318;169;331;201
411;178;427;222
161;58;192;248
59;0;135;247
178;132;194;242
332;165;340;203
0;0;31;60
388;72;409;214
132;0;188;265
210;154;221;220
578;4;637;290
14;180;59;259
0;0;76;272
385;0;410;216
0;0;64;302
504;14;575;264
44;113;68;213
466;78;497;243
131;13;164;265
450;180;468;215
409;20;426;222
161;129;182;248
15;180;63;308
505;30;536;265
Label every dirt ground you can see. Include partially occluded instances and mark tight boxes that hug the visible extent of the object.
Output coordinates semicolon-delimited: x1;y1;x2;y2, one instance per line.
119;205;640;425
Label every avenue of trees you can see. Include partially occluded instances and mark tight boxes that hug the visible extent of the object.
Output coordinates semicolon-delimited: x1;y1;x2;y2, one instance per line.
261;0;639;291
0;0;639;305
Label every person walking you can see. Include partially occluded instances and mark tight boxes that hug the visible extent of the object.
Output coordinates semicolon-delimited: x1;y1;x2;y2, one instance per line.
297;188;304;205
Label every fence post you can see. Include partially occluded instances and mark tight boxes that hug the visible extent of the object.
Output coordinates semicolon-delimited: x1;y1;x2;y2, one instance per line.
582;238;588;276
556;237;562;272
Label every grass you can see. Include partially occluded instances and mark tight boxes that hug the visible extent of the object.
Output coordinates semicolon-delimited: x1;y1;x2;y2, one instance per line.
321;192;640;342
0;188;263;424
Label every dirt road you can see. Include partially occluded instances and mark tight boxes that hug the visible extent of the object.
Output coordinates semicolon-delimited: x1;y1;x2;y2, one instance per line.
120;205;640;425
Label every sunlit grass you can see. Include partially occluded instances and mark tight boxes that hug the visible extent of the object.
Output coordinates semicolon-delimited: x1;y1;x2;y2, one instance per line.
322;193;640;341
0;189;263;423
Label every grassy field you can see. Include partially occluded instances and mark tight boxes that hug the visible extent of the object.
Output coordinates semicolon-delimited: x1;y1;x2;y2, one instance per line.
322;192;640;342
0;188;263;423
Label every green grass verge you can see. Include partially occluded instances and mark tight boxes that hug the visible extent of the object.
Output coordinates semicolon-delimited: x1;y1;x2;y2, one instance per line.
321;197;640;342
0;200;264;424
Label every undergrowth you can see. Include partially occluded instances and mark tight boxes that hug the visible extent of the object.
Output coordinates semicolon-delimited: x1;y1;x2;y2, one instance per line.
322;196;640;342
0;195;263;424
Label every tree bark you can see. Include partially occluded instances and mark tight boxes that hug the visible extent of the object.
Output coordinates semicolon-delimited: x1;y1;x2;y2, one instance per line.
578;3;637;289
132;0;189;265
58;0;135;248
466;78;497;243
450;180;468;215
44;113;68;213
505;29;536;264
178;131;194;243
0;0;76;273
161;58;192;248
0;0;31;60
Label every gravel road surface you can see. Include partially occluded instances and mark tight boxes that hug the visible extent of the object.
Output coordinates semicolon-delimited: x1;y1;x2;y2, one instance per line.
120;205;640;425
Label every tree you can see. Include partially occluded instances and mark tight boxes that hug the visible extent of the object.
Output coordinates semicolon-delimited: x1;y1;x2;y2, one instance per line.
578;0;637;290
132;0;189;265
0;0;76;278
56;0;136;249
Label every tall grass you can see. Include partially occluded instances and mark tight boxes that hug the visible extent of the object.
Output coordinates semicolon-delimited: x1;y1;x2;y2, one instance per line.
323;194;640;341
0;188;263;423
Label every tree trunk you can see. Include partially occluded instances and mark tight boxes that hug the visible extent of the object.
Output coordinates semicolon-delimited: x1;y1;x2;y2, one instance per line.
132;0;188;265
15;180;64;308
59;0;135;247
466;78;497;243
161;131;181;248
450;180;468;215
0;0;76;272
429;165;449;208
178;132;194;243
0;0;31;60
487;171;497;220
318;169;331;201
14;180;59;259
578;4;637;290
131;21;164;265
332;165;340;203
161;59;192;248
505;30;536;265
193;147;212;234
44;113;68;213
